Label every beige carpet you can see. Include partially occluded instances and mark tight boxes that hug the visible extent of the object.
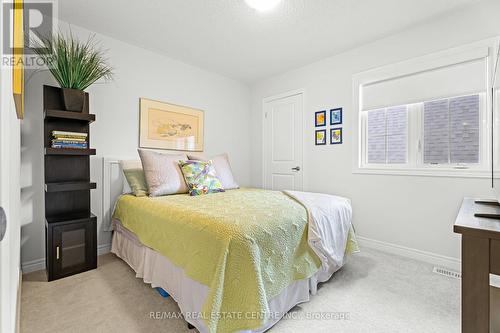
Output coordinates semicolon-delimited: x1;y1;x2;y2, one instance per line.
21;249;500;333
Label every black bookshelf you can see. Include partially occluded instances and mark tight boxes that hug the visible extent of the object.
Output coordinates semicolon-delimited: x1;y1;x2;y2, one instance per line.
43;85;97;281
45;147;96;156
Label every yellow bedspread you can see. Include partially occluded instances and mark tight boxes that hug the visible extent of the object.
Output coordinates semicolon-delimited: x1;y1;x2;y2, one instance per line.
113;188;325;332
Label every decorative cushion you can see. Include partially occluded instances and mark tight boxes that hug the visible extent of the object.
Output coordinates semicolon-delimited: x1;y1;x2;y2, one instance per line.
120;159;148;197
187;153;239;190
138;149;188;196
186;153;207;161
179;160;225;196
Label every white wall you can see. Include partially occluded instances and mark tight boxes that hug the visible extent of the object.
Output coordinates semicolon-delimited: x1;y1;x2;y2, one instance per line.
21;23;251;268
20;0;500;271
250;0;500;263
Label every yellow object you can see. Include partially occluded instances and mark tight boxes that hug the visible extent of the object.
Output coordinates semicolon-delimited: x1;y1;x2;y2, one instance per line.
12;0;24;119
113;188;321;332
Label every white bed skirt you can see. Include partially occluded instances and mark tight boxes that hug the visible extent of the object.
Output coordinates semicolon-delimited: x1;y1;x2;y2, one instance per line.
111;220;324;333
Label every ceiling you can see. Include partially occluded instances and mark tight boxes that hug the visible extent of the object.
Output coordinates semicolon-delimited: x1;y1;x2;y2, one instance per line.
59;0;478;83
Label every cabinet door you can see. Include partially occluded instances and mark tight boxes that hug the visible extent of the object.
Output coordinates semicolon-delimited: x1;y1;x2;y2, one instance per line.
52;220;95;278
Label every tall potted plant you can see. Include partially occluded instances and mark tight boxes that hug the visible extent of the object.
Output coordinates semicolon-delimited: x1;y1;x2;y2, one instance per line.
31;33;113;112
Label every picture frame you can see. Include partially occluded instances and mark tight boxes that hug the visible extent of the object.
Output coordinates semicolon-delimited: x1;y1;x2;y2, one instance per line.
139;98;204;152
315;110;326;127
315;129;327;145
12;0;24;119
330;108;342;125
330;128;343;144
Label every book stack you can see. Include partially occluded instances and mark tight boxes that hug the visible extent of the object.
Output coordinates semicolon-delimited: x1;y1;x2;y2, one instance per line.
51;130;88;149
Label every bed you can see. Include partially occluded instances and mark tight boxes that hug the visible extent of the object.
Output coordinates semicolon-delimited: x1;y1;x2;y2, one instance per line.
102;158;358;333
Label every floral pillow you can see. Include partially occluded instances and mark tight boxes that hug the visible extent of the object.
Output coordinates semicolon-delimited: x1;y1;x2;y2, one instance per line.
179;160;225;196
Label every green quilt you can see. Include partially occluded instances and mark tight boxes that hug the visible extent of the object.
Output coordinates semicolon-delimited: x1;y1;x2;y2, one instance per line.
113;188;354;332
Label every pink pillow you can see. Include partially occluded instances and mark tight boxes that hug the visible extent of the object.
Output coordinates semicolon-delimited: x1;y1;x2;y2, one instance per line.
187;153;239;190
138;149;188;196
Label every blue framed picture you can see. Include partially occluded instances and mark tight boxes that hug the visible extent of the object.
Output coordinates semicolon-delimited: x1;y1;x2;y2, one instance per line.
315;129;327;145
330;108;342;125
315;110;326;127
330;128;342;144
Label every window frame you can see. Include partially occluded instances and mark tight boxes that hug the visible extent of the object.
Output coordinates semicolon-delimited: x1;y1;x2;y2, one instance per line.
352;40;497;178
418;94;486;171
362;105;410;168
360;94;487;175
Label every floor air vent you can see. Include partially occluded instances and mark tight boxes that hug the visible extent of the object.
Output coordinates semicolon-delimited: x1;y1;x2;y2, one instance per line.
433;267;461;279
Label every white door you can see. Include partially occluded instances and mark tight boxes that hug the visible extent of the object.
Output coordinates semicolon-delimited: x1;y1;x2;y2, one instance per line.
263;92;303;191
0;6;21;330
0;99;21;333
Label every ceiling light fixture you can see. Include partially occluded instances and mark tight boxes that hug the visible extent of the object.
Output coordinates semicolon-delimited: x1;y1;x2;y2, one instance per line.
245;0;282;12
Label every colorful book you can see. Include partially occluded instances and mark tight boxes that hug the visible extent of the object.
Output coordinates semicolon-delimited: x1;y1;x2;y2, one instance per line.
52;142;88;149
52;130;88;137
52;142;87;146
52;137;87;142
53;134;87;139
52;139;87;145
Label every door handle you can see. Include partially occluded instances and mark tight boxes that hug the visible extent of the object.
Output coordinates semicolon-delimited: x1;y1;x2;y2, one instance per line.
291;166;301;172
0;207;6;242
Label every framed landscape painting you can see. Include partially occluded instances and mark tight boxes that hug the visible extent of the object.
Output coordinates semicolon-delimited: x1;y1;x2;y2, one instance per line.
139;98;204;151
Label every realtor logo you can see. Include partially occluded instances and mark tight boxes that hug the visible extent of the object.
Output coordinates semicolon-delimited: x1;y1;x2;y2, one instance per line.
2;0;56;56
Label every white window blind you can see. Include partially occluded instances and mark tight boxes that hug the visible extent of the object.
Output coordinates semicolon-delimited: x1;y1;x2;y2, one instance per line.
367;106;407;164
362;58;486;111
423;95;479;165
355;44;490;176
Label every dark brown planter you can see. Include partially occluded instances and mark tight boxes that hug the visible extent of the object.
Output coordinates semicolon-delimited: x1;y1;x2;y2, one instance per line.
61;88;85;112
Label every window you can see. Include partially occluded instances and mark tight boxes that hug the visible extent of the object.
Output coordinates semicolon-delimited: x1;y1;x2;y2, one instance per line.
424;95;480;165
353;43;493;177
362;93;484;172
367;106;407;164
423;99;450;164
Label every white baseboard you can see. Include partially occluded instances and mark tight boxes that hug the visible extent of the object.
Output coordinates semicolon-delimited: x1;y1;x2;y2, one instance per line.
98;243;112;256
21;243;112;274
16;271;21;333
358;236;500;288
356;236;461;272
21;258;45;274
491;274;500;288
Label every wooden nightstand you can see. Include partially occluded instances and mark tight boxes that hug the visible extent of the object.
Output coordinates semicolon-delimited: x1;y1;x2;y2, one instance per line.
454;198;500;333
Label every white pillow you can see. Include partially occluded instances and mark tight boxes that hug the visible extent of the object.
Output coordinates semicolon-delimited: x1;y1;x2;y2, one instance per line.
187;153;239;190
138;149;188;196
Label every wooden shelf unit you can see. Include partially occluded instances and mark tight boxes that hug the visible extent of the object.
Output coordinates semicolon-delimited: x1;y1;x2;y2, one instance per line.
45;181;97;192
44;109;96;123
46;212;97;225
43;85;97;281
44;148;96;156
